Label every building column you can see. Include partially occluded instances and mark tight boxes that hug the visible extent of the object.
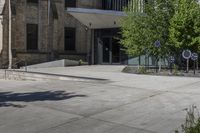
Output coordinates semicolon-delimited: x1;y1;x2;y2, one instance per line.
91;29;94;64
87;29;95;65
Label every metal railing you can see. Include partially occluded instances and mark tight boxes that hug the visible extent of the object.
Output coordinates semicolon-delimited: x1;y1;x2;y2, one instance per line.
1;59;27;70
2;60;27;80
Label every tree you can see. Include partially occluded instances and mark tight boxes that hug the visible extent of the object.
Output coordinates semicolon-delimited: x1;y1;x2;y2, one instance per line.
169;0;200;54
120;0;175;70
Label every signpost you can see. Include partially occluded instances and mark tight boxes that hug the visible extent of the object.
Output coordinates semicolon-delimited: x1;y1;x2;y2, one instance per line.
191;53;198;75
169;56;175;73
182;50;192;73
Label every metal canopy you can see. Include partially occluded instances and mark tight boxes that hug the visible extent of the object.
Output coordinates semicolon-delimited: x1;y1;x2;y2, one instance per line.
67;8;126;29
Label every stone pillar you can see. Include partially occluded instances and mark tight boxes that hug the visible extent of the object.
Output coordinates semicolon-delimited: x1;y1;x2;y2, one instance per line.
91;29;94;64
86;29;95;65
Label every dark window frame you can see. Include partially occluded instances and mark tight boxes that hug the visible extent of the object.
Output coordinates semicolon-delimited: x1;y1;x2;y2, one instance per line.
65;0;76;8
64;27;76;51
27;0;38;4
26;24;38;51
102;0;129;11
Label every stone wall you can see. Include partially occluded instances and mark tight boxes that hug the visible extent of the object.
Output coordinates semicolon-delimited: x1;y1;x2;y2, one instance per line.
0;1;8;66
0;0;105;67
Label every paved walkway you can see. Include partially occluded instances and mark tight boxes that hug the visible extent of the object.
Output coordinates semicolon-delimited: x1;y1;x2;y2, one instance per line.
1;65;200;133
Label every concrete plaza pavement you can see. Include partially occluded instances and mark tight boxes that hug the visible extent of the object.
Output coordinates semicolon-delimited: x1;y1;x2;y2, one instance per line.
0;65;200;133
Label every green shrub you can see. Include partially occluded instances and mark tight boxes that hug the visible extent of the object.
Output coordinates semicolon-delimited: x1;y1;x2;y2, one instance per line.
79;59;83;65
173;64;179;75
175;105;200;133
137;66;147;74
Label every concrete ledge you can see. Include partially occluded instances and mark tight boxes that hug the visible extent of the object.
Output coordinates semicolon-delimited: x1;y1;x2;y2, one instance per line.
21;59;88;69
0;69;109;83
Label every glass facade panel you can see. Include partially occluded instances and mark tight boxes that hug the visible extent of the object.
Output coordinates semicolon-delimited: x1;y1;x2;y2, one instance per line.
102;0;130;11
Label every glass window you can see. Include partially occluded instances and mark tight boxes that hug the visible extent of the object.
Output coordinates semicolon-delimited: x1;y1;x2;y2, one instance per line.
102;0;129;11
27;24;38;50
65;27;76;51
65;0;76;8
27;0;38;3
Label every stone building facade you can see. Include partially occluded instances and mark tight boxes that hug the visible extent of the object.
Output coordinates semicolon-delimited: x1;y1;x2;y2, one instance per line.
0;0;5;56
0;0;140;67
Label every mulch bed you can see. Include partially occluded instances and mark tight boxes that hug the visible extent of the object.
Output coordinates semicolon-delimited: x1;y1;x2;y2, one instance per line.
122;66;200;78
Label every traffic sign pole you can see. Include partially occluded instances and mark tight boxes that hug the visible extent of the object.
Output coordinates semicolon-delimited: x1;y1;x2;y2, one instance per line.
168;56;175;74
187;59;189;73
170;63;172;74
194;61;196;75
191;52;198;75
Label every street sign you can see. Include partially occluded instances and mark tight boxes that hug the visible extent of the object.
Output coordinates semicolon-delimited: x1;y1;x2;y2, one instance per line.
154;40;161;48
191;53;198;61
182;50;192;60
182;50;192;73
169;56;175;63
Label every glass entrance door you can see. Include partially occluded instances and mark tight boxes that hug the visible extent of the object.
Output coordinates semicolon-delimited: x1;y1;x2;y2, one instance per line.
102;37;120;64
112;38;120;63
102;37;111;63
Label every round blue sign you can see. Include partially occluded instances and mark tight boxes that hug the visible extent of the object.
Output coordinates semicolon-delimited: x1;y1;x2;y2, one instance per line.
182;50;192;60
154;40;161;48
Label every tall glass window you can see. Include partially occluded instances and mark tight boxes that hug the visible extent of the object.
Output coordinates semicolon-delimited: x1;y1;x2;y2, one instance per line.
65;0;76;8
102;0;129;11
64;27;76;51
27;24;38;50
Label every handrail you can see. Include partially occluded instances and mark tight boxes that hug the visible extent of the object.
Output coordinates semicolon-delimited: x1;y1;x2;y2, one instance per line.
14;59;28;71
1;59;28;71
3;59;27;80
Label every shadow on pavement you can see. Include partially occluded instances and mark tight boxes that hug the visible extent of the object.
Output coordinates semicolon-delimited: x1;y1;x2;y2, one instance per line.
0;91;87;108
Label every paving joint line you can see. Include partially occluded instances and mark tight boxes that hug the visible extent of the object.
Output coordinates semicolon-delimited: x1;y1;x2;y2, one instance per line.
88;91;165;118
89;117;156;133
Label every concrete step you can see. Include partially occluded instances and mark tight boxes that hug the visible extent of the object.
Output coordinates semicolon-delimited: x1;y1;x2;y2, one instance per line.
0;69;109;83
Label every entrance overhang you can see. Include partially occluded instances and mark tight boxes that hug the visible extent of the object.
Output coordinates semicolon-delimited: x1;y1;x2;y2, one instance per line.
66;8;126;29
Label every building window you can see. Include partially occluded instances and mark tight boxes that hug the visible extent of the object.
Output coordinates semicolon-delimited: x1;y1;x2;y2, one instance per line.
65;0;76;8
65;27;76;51
102;0;129;11
27;24;38;50
27;0;38;3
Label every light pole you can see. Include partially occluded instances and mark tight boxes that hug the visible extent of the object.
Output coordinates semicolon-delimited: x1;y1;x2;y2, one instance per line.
8;0;12;69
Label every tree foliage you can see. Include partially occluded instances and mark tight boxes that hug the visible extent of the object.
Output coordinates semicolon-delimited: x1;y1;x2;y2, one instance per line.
169;0;200;53
120;0;200;60
120;0;175;59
